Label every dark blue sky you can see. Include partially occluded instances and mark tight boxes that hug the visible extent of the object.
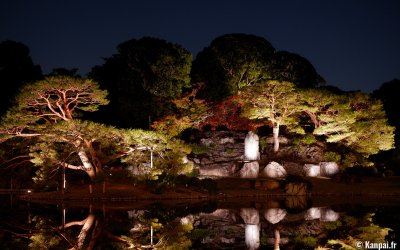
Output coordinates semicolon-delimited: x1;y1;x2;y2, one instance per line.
1;0;399;92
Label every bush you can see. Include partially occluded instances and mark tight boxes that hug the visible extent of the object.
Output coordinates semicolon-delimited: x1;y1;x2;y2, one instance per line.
324;151;342;162
294;235;318;249
190;143;211;155
301;134;317;145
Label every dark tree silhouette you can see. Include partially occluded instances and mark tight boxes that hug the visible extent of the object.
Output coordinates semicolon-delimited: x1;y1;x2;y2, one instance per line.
373;79;400;141
89;37;192;128
191;34;325;102
372;79;400;173
191;33;275;102
48;67;80;77
270;51;325;88
0;40;42;116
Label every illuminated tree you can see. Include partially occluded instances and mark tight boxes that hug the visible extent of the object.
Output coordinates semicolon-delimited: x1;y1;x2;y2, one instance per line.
151;83;210;137
0;76;109;180
241;80;306;152
302;89;394;165
1;76;191;182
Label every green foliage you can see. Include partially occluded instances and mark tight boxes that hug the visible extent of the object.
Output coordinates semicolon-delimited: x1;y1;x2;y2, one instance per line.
190;228;210;241
293;235;318;249
241;80;306;151
13;76;107;121
190;143;211;155
28;216;61;250
293;133;317;146
241;80;306;127
122;129;193;179
324;220;343;231
151;89;209;138
302;89;395;163
324;151;342;162
259;136;269;151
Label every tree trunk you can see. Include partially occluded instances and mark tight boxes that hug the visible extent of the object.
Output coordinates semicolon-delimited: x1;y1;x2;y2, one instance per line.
77;147;96;180
85;140;103;176
273;123;280;153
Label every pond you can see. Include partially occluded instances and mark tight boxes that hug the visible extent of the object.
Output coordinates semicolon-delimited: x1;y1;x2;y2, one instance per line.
0;195;399;249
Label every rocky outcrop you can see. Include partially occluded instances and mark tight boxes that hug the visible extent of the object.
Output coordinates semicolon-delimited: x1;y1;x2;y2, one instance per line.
188;131;246;177
262;137;326;163
189;131;338;179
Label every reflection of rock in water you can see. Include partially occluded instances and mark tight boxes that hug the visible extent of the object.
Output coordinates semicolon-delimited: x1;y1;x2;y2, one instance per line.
264;208;287;224
304;207;322;221
186;204;339;249
240;208;260;224
240;208;260;250
304;207;340;222
321;208;340;222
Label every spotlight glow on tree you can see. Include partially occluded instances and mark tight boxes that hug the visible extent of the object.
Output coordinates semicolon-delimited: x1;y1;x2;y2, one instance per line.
240;80;305;152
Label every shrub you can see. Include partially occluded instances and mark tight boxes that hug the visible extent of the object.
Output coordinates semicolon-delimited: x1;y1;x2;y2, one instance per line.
324;151;342;162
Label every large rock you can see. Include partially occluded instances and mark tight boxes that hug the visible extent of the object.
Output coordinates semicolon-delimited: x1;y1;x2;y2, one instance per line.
260;162;287;178
244;131;260;161
304;207;322;220
240;161;259;178
303;164;321;177
320;162;339;176
199;166;232;177
264;208;287;224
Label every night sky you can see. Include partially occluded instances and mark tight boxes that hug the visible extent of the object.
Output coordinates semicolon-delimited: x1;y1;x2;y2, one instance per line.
1;0;399;93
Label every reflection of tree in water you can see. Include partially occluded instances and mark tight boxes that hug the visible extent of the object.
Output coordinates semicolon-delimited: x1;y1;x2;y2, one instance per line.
61;208;133;249
1;199;398;249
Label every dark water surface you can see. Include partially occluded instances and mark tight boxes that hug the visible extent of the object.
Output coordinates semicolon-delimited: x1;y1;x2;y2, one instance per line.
1;195;399;249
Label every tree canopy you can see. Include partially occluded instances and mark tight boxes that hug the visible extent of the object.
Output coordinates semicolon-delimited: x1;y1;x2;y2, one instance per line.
240;80;306;152
191;33;325;102
191;33;276;102
89;37;192;128
1;76;192;182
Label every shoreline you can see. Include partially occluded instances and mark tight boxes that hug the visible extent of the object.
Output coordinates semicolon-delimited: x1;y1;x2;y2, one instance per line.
15;176;400;203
